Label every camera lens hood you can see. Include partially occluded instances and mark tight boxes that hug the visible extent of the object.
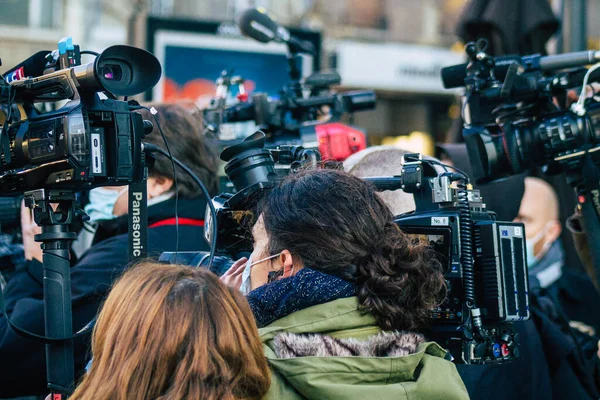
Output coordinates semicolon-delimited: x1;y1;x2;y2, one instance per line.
221;131;277;193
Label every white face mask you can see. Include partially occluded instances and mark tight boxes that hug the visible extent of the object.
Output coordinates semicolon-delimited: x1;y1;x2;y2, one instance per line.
526;222;552;268
84;187;127;223
239;253;282;295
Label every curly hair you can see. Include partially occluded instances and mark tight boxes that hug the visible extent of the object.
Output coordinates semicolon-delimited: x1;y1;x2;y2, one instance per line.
258;169;446;331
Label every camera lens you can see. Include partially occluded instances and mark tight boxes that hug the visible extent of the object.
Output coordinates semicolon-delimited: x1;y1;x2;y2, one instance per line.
102;65;122;81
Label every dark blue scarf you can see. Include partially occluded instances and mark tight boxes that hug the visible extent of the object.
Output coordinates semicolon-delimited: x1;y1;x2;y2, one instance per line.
246;268;356;327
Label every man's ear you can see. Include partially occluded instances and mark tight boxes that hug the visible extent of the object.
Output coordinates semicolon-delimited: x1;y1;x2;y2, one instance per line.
147;176;174;198
545;220;562;244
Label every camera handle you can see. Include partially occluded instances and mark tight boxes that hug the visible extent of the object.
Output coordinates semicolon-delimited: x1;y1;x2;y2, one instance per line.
24;189;78;399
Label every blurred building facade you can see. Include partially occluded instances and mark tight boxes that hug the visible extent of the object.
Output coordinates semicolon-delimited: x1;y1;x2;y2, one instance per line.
0;0;596;151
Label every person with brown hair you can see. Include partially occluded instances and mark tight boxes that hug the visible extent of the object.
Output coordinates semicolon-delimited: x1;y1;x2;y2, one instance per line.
221;168;468;399
1;103;219;398
70;262;270;400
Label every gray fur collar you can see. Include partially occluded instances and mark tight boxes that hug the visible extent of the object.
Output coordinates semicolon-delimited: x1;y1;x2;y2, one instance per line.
273;331;425;359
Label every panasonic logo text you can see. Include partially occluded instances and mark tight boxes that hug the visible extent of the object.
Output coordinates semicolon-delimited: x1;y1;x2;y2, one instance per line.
131;191;143;257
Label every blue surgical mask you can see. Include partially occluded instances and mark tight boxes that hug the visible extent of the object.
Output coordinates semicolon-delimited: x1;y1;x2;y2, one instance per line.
526;223;551;269
84;187;127;223
239;256;254;296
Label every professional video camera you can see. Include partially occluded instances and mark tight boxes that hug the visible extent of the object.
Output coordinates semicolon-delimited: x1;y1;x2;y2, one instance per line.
160;130;320;268
0;37;162;398
366;155;528;364
441;39;600;183
0;37;161;195
161;128;527;364
201;7;376;161
441;39;600;290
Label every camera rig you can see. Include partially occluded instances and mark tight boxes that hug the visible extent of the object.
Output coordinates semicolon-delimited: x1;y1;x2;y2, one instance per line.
202;7;376;162
160;130;321;267
206;130;320;256
203;70;375;160
441;39;600;290
0;38;161;398
161;129;528;364
441;39;600;184
0;43;160;194
365;155;528;364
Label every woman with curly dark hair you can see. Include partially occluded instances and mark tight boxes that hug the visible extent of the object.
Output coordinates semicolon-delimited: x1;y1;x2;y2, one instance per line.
221;169;469;399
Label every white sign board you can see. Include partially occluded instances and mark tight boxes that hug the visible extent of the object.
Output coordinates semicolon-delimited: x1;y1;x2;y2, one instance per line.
336;41;464;95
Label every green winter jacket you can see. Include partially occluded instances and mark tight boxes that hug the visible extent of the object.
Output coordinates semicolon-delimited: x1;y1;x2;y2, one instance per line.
259;297;470;400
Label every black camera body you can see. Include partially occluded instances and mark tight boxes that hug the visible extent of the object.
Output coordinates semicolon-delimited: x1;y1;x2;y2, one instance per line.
442;40;600;184
0;95;148;194
205;130;321;256
0;44;161;195
442;40;600;299
161;131;320;270
391;164;528;364
203;70;375;162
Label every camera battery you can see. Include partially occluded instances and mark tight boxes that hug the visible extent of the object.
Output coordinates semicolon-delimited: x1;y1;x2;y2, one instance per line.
90;127;106;176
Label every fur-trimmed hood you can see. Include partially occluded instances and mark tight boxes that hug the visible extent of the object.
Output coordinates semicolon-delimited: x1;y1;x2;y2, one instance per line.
260;297;469;400
274;331;425;359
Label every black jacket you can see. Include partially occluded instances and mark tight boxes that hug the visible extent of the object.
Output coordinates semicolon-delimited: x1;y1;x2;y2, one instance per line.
530;295;600;400
548;269;600;337
0;196;209;398
532;269;600;399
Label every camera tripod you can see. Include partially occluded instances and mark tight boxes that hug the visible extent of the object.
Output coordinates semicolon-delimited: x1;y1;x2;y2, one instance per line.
24;189;78;398
21;178;149;398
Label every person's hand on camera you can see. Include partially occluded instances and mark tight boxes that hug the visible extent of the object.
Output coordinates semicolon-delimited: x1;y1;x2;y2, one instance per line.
219;257;248;290
21;201;42;262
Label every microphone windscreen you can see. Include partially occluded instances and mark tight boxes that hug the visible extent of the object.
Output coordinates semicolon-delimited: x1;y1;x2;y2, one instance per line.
238;8;279;43
441;63;468;89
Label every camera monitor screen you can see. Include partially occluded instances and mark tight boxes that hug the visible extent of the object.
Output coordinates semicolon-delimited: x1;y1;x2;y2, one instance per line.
401;226;452;273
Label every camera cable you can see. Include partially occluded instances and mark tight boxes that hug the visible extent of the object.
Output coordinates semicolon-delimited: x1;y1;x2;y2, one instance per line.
572;62;600;116
134;106;180;258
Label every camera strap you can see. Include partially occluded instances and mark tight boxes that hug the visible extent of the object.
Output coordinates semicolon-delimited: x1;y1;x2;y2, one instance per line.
128;178;148;260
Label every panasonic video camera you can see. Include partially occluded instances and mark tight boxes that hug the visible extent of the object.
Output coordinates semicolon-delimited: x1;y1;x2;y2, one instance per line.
366;154;529;365
0;37;161;195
